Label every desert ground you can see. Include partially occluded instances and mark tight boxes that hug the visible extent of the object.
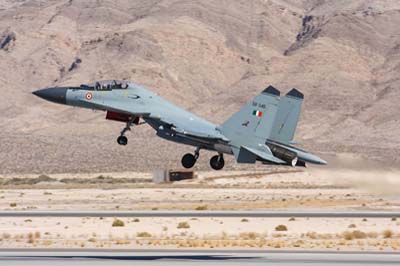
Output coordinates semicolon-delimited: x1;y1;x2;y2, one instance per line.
1;165;400;211
1;216;399;251
1;162;399;250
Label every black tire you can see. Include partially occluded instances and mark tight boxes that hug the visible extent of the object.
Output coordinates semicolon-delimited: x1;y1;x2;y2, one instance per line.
210;155;224;170
117;135;128;145
181;153;196;168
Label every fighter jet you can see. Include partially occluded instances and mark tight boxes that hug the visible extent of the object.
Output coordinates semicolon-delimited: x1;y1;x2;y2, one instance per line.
33;80;327;170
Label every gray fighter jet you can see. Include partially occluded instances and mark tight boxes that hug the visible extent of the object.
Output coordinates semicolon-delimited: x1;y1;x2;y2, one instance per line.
33;80;326;170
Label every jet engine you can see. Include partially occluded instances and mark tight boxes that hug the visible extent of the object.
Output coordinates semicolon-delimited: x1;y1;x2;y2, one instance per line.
266;143;298;167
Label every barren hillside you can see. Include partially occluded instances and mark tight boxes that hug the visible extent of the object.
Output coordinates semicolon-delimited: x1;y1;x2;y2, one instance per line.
0;0;399;174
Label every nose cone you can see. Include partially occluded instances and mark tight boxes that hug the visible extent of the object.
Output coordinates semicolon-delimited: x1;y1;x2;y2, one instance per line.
33;87;68;105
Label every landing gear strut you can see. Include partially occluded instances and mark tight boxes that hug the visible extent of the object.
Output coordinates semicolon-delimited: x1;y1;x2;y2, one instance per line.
181;148;200;169
210;154;224;170
117;118;136;146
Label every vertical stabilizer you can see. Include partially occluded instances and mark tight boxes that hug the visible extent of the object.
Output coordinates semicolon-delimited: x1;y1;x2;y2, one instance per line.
220;86;281;146
270;88;303;144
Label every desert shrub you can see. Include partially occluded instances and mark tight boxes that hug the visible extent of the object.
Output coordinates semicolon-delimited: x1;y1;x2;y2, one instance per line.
289;217;296;221
306;232;317;239
4;175;56;185
42;240;53;246
342;230;366;240
133;218;140;222
352;230;366;239
177;222;190;229
239;232;259;240
383;229;393;238
59;176;150;184
293;240;305;247
195;205;208;210
392;217;397;221
342;231;353;240
275;225;288;231
241;218;249;222
9;202;17;207
136;232;152;237
116;239;131;245
348;224;357;228
112;219;125;227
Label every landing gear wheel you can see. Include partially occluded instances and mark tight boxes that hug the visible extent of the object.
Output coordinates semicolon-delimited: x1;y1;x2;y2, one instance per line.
210;155;224;170
117;135;128;146
181;153;197;169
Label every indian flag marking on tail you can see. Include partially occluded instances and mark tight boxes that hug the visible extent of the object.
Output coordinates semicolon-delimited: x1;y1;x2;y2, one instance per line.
252;110;263;117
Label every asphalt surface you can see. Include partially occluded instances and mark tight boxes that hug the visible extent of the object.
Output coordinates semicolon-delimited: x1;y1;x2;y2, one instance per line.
0;250;399;265
0;210;399;218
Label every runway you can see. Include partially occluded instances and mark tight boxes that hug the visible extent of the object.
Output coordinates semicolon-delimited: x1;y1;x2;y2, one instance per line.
1;250;399;265
0;210;399;218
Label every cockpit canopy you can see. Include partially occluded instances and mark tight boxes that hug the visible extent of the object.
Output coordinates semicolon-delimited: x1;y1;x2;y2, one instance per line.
79;80;128;91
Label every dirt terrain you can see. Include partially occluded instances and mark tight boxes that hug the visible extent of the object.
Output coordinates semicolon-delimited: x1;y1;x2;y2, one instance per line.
0;0;400;173
1;168;399;211
1;168;399;251
1;216;400;251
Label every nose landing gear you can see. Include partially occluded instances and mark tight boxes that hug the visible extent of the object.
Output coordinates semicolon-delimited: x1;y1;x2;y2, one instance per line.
117;135;128;145
117;118;136;146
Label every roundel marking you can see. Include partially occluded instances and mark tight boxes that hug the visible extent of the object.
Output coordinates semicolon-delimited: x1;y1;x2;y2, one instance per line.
85;92;93;100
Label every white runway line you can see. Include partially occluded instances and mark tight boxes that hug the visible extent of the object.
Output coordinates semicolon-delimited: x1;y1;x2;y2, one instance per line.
0;250;400;266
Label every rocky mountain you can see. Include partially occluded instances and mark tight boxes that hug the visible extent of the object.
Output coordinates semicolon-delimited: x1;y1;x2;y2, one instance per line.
0;0;399;174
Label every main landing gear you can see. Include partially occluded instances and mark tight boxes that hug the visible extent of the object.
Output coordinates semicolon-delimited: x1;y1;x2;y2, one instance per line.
181;148;200;169
210;154;224;171
117;118;136;146
181;149;225;171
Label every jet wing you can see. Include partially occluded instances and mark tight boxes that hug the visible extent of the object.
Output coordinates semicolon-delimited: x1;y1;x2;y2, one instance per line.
176;128;229;141
85;99;229;141
232;145;286;164
154;116;230;142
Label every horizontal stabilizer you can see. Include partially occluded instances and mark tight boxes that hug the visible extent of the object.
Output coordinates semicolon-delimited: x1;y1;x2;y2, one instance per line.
237;146;286;164
232;146;257;164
